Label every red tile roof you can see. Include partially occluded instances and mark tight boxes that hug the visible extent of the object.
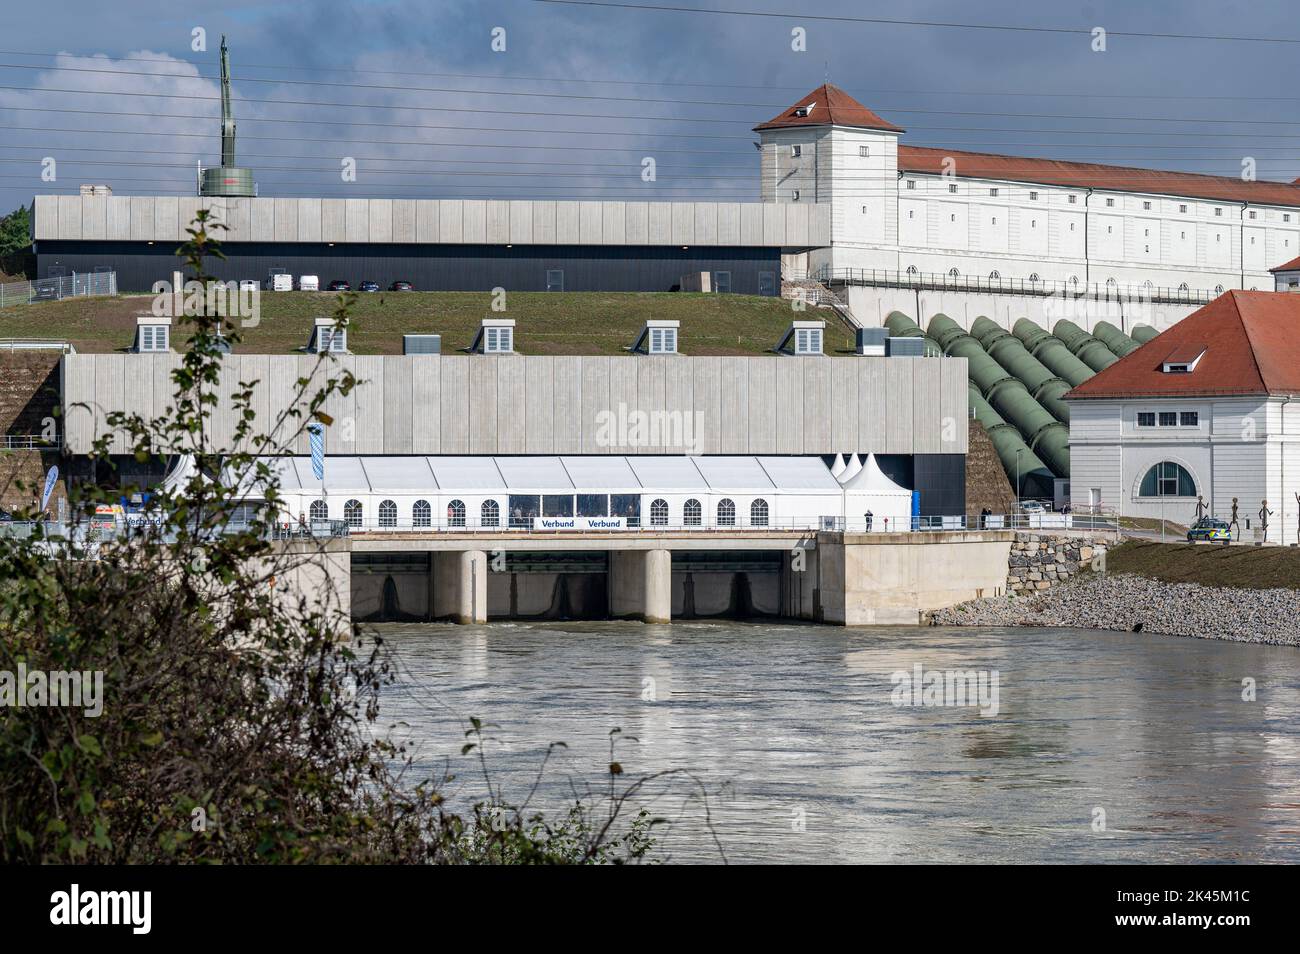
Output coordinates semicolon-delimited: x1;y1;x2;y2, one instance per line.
1270;254;1300;272
753;84;905;133
898;145;1300;208
757;88;1300;205
1065;291;1300;400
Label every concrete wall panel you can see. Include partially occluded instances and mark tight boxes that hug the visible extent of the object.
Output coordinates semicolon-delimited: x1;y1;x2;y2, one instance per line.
414;200;438;243
368;199;393;244
625;202;649;245
533;201;557;244
508;201;533;245
344;199;369;243
273;198;298;242
438;200;463;243
392;200;416;243
321;199;346;243
251;199;275;242
525;356;555;455
556;202;580;244
485;201;510;245
462;201;487;244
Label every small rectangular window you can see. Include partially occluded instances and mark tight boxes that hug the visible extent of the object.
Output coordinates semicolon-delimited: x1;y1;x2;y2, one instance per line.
1180;411;1199;426
858;145;869;157
791;189;801;201
1029;191;1038;201
1068;194;1077;204
1248;210;1257;219
1143;201;1152;210
1286;214;1292;222
906;180;916;190
791;144;802;158
1105;197;1115;207
948;183;958;193
1214;207;1223;216
1159;411;1178;426
1137;412;1156;427
989;188;999;197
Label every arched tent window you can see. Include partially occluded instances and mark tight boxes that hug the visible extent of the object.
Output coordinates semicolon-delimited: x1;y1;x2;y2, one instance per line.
413;499;431;528
378;499;397;528
1069;275;1079;287
905;265;918;276
1139;462;1196;498
1142;280;1154;291
988;270;1000;281
1178;282;1189;292
481;499;500;527
717;498;736;527
309;499;328;522
650;498;669;526
344;499;363;528
683;499;702;527
1028;272;1040;284
750;499;769;527
1106;277;1118;287
1214;284;1225;294
947;267;960;279
447;499;466;527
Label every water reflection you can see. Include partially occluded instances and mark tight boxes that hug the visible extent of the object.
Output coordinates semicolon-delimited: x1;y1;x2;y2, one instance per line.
371;620;1300;864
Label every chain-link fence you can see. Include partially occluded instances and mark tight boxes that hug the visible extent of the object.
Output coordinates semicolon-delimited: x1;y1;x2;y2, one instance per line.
0;271;116;308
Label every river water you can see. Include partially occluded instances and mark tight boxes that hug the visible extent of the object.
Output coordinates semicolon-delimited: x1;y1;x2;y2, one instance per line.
372;621;1300;864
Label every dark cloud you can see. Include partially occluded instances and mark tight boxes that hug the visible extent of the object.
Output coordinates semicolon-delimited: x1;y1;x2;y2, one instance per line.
2;0;1297;212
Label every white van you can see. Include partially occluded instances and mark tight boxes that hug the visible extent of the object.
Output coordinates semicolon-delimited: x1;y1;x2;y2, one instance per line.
267;271;293;292
297;275;320;292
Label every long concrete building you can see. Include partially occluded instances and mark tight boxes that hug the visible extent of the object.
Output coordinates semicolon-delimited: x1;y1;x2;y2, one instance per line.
29;84;1300;311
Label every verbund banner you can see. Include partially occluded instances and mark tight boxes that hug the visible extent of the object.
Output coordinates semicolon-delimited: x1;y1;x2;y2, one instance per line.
533;516;627;531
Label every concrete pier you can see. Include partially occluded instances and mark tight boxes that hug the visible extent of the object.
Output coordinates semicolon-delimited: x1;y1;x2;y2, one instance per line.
608;548;672;623
431;549;488;623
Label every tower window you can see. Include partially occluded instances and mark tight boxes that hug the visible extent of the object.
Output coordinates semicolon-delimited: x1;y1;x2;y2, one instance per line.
859;145;869;157
791;144;802;157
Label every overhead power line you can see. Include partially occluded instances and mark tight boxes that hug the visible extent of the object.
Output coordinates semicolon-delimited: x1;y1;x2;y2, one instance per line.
2;81;1298;130
530;0;1300;45
4;49;1298;103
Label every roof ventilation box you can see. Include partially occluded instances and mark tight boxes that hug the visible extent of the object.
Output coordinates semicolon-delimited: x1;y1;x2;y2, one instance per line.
309;318;348;354
776;319;824;356
856;327;887;356
403;334;441;355
469;318;515;354
134;316;171;353
630;319;679;355
885;337;927;357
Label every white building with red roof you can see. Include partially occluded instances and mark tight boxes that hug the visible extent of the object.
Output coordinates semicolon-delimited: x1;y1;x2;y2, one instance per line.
1065;291;1300;542
755;85;1300;309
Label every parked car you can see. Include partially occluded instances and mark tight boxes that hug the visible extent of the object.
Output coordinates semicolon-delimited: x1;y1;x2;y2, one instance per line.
1187;517;1231;543
358;280;380;293
1017;500;1046;514
327;279;351;292
297;275;320;292
388;280;415;291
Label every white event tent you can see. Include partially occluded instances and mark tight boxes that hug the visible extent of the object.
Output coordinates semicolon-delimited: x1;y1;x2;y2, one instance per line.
249;455;854;532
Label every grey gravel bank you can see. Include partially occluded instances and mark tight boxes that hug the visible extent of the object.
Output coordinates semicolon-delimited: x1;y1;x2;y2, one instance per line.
929;573;1300;646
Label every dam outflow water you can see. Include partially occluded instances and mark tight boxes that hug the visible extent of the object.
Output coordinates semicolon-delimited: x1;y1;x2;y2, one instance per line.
373;620;1300;864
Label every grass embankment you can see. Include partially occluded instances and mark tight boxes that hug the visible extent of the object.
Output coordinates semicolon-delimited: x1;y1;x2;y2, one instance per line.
0;291;854;356
1105;540;1300;590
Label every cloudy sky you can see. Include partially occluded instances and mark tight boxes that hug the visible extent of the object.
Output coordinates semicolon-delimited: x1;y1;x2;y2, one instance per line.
2;0;1297;212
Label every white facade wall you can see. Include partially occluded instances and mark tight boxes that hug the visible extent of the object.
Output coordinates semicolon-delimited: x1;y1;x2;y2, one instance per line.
755;123;1300;294
1068;395;1300;544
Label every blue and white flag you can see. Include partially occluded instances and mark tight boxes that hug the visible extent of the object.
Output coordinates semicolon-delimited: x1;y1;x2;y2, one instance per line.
307;424;325;481
41;466;59;511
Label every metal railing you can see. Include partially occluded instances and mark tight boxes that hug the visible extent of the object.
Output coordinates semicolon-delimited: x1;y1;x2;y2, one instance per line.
0;339;76;354
1;434;60;450
0;271;116;308
811;266;1216;305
